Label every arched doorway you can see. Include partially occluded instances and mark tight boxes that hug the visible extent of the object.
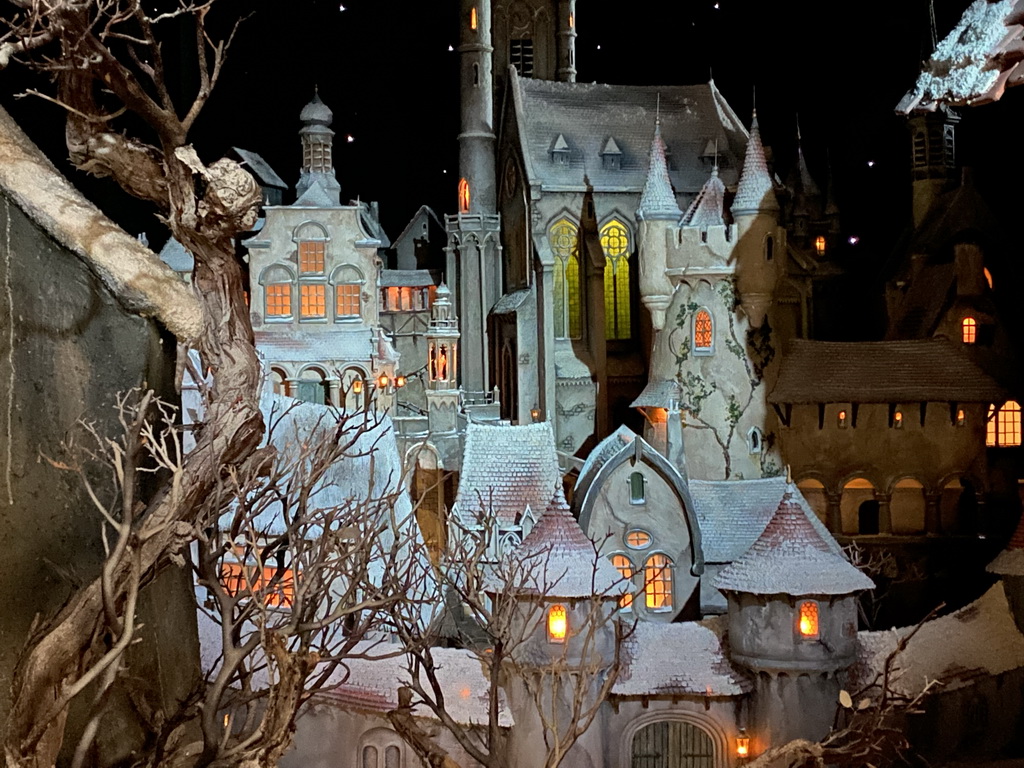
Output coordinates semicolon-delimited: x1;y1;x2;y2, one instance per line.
270;367;288;397
296;366;328;405
840;477;876;535
631;721;715;768
891;478;925;535
796;479;828;524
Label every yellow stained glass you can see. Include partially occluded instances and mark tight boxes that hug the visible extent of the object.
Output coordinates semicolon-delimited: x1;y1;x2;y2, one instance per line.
299;241;325;274
962;316;977;344
549;219;581;339
694;309;713;348
336;283;361;318
644;553;673;611
266;284;291;317
601;220;631;340
300;284;326;318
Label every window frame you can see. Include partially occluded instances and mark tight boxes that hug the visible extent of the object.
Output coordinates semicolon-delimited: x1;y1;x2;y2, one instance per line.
549;217;582;340
797;599;820;640
600;218;632;341
259;264;296;322
643;552;674;613
962;316;977;344
988;400;1022;447
330;265;365;322
625;530;652;550
693;308;714;355
628;471;646;505
610;553;635;610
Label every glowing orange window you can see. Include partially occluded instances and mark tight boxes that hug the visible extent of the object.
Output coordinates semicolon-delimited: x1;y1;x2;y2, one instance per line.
458;178;470;214
798;600;819;638
814;235;826;256
221;562;295;608
336;284;361;318
611;555;634;609
298;241;325;274
962;316;977;344
300;284;326;318
644;554;673;611
998;401;1022;447
470;6;477;29
694;309;713;350
547;604;567;642
266;284;291;317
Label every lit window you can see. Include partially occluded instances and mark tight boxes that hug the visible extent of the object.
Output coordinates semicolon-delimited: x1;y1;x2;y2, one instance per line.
611;555;634;609
221;562;295;608
336;284;361;319
644;554;673;612
837;409;848;429
568;12;574;28
893;409;904;429
299;240;325;274
962;316;977;344
300;284;326;318
470;6;477;29
989;401;1022;447
266;283;291;318
601;219;632;340
984;267;993;289
814;235;826;256
458;178;470;213
956;408;966;427
694;309;713;352
797;600;819;638
628;471;645;504
625;530;651;549
550;218;582;339
547;604;568;642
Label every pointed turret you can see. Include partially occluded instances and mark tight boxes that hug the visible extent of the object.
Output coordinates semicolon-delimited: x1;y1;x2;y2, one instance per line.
295;91;341;205
732;110;778;216
681;166;726;229
637;121;682;222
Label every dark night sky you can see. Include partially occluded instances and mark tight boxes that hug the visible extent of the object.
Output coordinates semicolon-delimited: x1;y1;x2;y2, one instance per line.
2;0;1021;280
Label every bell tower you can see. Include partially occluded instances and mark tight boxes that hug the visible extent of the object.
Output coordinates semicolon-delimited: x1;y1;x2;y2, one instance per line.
426;284;461;436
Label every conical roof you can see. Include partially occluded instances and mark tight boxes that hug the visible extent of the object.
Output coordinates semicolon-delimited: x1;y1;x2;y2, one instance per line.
681;167;726;228
516;486;623;598
714;488;874;596
731;110;778;215
637;122;682;221
988;512;1024;576
300;92;333;127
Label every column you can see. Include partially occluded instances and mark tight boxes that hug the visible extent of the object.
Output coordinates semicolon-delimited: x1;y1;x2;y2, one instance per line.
826;493;842;535
875;493;893;535
925;492;942;536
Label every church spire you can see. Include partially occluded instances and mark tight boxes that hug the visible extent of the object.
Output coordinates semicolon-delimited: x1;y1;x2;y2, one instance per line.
732;109;778;216
296;91;341;205
637;119;682;221
681;166;726;228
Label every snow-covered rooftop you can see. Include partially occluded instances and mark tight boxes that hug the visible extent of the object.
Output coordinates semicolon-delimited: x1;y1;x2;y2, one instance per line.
680;168;726;229
613;616;751;698
731;111;778;215
850;583;1024;696
713;490;874;597
898;0;1024;112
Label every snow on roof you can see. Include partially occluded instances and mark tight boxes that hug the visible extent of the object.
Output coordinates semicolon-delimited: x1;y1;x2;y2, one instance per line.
731;110;778;215
850;583;1024;696
898;0;1024;112
512;487;623;598
158;238;194;274
613;615;751;698
680;168;726;228
630;379;680;408
231;147;287;190
454;422;560;526
637;122;683;221
0;105;202;340
713;489;873;597
988;511;1024;576
255;328;375;366
574;425;636;503
691;477;841;564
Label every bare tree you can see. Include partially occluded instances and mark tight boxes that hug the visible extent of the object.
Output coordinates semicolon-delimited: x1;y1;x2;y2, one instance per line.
386;507;627;768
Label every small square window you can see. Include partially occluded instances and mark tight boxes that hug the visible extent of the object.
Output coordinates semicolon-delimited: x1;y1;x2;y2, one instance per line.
300;284;326;319
266;284;291;317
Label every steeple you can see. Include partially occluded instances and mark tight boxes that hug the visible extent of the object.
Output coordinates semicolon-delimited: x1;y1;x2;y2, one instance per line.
681;166;726;229
637;120;682;221
793;120;822;213
296;91;341;205
732;109;778;216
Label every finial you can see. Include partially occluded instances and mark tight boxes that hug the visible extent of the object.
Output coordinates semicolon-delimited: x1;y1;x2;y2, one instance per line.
314;83;319;96
752;83;756;112
785;464;793;484
929;0;938;48
656;92;661;126
713;138;719;173
709;65;713;83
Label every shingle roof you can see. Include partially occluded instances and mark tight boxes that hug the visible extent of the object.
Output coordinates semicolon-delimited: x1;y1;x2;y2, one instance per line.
691;477;841;564
613;616;752;698
988;511;1024;576
514;487;623;598
380;269;438;287
454;422;560;525
513;77;747;195
850;584;1024;696
714;491;874;596
898;0;1024;112
638;122;683;221
731;110;778;215
158;238;194;274
255;329;374;365
770;338;1008;404
680;168;725;228
231;147;287;190
575;425;636;502
630;379;680;408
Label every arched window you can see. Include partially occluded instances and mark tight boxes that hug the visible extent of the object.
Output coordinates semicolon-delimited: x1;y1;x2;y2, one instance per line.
547;604;567;642
270;367;287;396
331;265;364;321
628;471;645;504
611;554;634;609
458;178;470;213
362;746;378;768
260;265;294;320
295;222;328;275
644;554;673;612
470;6;477;29
550;218;581;339
988;401;1022;447
385;746;401;768
693;309;713;353
631;721;714;768
601;219;632;340
814;235;826;257
962;316;977;344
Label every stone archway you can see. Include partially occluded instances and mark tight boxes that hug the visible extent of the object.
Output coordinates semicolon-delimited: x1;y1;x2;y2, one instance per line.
796;479;828;524
891;478;926;535
840;477;876;535
630;720;716;768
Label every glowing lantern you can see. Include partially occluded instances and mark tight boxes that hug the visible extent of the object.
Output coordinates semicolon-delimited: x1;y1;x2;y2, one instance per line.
352;379;363;395
396;375;407;388
736;729;750;759
798;600;819;638
378;374;390;389
814;235;826;256
547;604;567;642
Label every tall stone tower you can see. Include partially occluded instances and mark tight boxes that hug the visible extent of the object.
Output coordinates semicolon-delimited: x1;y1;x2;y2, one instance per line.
426;283;461;438
908;105;959;228
295;91;341;205
492;0;577;92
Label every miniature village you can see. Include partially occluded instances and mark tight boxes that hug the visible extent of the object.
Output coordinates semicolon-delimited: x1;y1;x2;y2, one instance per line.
2;1;1024;767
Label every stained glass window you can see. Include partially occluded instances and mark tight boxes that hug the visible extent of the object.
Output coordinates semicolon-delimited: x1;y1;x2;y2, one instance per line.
300;284;326;318
266;284;291;317
962;316;977;344
601;220;631;340
694;309;713;350
798;600;819;638
298;240;325;274
644;554;673;611
550;219;581;339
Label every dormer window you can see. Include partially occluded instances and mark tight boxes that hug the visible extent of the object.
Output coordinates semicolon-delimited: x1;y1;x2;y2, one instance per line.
797;600;819;639
600;137;622;171
962;316;977;344
551;134;570;165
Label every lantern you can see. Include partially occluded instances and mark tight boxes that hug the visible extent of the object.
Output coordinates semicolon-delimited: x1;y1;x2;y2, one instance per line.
352;379;363;395
736;729;750;759
377;374;390;389
396;375;407;388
